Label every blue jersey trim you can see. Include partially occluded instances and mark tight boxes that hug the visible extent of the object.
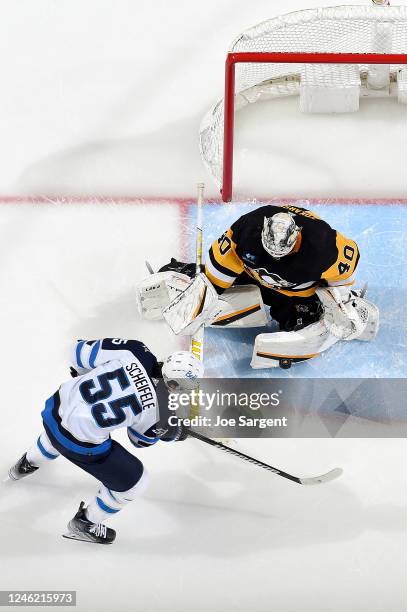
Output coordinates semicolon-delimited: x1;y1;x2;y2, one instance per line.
96;497;120;514
128;427;159;444
76;341;85;369
42;395;111;456
37;436;59;460
89;341;101;368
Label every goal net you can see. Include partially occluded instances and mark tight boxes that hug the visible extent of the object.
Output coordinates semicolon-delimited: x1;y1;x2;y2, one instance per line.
199;5;407;201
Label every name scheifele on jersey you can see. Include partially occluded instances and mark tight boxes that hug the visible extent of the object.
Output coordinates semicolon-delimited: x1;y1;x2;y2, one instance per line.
205;204;360;297
125;361;156;411
42;338;162;454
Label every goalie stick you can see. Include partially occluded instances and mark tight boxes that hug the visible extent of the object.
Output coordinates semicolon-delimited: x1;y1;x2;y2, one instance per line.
187;429;343;486
190;182;205;361
145;260;154;275
189;183;205;418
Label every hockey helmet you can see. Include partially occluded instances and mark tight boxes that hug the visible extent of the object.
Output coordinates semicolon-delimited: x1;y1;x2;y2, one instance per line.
261;212;301;259
162;351;204;391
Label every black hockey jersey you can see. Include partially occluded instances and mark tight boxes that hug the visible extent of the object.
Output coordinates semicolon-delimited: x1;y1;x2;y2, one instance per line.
205;204;359;297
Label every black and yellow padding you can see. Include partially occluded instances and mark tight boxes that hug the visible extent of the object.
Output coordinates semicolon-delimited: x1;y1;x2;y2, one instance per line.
212;304;262;326
256;351;319;362
191;286;207;321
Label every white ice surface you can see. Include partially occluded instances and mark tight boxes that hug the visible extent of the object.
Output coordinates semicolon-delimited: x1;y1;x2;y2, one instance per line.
3;435;407;612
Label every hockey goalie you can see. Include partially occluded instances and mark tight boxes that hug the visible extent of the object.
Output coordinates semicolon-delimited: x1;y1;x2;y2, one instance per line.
136;204;379;369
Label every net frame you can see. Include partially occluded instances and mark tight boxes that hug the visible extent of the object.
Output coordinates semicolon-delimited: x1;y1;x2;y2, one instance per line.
223;51;407;201
198;5;407;202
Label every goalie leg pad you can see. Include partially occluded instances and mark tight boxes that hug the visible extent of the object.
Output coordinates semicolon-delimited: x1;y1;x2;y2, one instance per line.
210;285;268;329
163;273;223;336
251;320;340;369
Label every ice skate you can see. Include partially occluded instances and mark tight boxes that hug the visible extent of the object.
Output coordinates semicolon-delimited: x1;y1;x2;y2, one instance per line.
63;502;116;545
7;453;39;482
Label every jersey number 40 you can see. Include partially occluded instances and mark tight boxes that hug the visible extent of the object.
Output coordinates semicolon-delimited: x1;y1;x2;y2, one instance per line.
338;245;355;275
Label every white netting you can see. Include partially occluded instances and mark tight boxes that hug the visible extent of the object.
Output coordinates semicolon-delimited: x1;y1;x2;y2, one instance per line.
199;5;407;188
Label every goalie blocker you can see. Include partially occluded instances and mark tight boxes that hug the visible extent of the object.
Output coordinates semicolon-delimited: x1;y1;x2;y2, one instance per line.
135;262;379;369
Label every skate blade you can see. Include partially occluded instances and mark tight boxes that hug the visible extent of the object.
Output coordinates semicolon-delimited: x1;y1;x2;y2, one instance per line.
62;532;113;545
62;532;92;543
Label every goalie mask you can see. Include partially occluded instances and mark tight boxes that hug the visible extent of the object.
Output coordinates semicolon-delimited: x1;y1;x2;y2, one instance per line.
261;212;301;259
162;351;204;391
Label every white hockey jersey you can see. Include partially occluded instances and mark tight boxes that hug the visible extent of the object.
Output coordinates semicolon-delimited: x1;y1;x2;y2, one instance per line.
48;339;162;449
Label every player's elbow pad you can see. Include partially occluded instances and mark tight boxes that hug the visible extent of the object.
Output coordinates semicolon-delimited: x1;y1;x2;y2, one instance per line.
73;339;102;371
127;427;160;449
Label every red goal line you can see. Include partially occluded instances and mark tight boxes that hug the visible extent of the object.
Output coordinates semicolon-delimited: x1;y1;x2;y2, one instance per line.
0;195;406;206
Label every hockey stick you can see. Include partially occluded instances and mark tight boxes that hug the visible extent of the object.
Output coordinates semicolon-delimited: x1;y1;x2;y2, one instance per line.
190;182;205;360
187;429;343;486
189;183;205;419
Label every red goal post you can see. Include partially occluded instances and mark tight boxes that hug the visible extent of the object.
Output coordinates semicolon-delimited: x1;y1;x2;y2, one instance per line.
222;51;407;202
198;5;407;202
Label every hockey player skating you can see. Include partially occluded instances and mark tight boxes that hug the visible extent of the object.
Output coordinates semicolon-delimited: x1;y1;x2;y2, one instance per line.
7;338;203;544
137;204;379;368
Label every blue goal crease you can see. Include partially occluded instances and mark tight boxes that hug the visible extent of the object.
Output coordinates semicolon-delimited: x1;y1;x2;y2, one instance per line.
184;202;407;379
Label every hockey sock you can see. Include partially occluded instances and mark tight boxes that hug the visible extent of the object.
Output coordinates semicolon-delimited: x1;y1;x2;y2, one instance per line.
26;431;60;467
85;469;149;524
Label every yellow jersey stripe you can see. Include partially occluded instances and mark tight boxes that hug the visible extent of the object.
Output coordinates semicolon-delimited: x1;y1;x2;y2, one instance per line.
211;229;245;276
205;267;232;290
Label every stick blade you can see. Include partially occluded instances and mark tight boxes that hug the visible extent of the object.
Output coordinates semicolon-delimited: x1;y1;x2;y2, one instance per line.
145;261;155;275
299;467;343;486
